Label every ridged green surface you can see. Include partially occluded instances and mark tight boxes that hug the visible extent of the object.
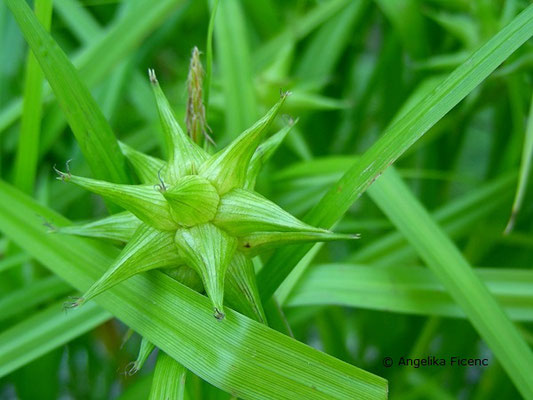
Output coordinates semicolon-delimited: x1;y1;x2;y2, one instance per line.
0;181;387;400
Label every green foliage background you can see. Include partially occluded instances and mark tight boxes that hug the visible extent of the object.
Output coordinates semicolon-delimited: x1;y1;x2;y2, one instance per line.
0;0;532;399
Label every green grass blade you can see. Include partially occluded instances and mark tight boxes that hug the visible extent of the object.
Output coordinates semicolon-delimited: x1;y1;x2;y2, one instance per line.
368;167;533;398
0;180;388;400
0;0;186;136
374;0;428;58
214;0;257;137
0;276;71;323
4;0;130;183
72;0;186;98
53;0;101;44
349;174;514;265
295;1;367;82
12;0;53;194
204;0;219;112
258;5;533;300
0;253;30;273
0;300;111;378
254;0;351;71
288;263;533;322
149;352;187;400
505;91;533;233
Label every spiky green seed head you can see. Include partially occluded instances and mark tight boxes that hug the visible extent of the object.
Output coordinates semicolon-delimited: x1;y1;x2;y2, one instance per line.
56;68;357;321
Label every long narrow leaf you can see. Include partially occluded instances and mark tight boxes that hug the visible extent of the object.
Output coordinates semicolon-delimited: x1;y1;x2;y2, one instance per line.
505;91;533;233
0;276;71;323
258;5;533;300
214;0;257;137
12;0;53;194
0;300;110;378
4;0;131;184
288;263;533;322
0;181;388;400
369;168;533;398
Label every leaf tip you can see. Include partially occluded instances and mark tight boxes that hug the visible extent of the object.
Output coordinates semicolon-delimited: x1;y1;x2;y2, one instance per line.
53;160;72;182
503;210;517;235
148;68;158;85
63;296;84;311
280;89;292;99
214;307;225;321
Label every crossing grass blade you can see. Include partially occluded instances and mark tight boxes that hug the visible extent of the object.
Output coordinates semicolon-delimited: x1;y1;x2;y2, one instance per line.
368;167;533;398
505;92;533;233
53;0;101;44
254;0;351;71
0;300;111;378
4;0;130;184
214;0;257;137
0;253;30;273
295;1;367;82
0;0;186;135
288;263;533;321
12;0;53;194
204;0;219;111
149;352;187;400
258;5;533;300
0;276;71;323
0;180;388;400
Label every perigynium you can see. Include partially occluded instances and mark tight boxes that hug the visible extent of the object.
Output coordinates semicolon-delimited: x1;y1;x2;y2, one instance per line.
56;65;357;323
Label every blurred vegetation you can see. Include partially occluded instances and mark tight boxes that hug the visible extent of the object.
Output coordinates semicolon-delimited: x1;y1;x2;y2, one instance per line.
0;0;532;399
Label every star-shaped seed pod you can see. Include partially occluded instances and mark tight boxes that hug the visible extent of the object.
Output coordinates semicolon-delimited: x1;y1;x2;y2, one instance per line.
56;69;357;321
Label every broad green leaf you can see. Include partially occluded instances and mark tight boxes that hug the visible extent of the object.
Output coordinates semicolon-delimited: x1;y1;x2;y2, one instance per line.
4;0;131;184
0;300;110;378
149;352;187;400
258;5;533;300
0;180;387;399
288;263;533;322
369;168;533;398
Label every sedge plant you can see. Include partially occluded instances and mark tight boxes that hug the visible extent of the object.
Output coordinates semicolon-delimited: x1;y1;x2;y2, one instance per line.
2;1;533;399
56;51;357;324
